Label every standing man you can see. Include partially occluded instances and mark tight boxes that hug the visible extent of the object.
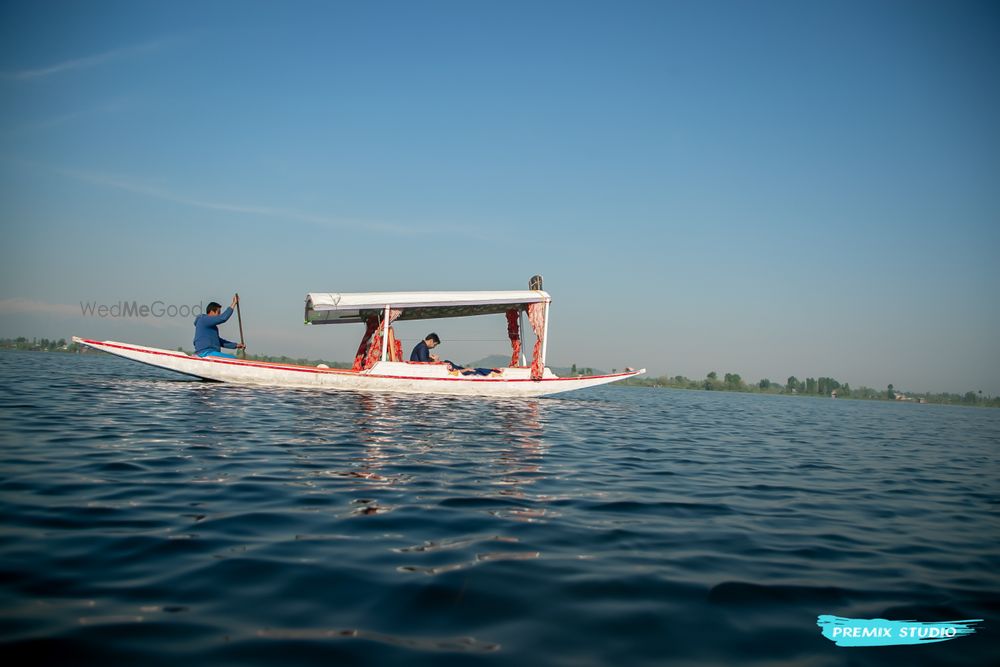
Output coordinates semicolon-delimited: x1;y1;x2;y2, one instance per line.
410;333;440;362
194;294;245;358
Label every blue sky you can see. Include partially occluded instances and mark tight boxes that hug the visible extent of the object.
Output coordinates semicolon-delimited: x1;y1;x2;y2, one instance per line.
1;0;998;394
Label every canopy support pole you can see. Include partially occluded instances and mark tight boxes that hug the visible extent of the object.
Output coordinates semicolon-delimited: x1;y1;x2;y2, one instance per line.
519;311;526;366
380;304;390;362
540;301;550;370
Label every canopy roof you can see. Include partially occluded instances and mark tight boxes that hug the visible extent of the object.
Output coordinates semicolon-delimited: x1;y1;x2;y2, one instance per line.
305;290;550;324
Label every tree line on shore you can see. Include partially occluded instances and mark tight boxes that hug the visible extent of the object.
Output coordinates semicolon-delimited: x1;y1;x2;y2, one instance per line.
619;370;999;407
2;336;73;352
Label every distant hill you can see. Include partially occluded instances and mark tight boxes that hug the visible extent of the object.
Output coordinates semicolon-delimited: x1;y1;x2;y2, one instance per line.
463;354;511;369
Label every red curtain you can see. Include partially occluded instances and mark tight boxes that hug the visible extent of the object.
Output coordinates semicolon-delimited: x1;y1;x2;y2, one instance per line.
505;308;521;367
362;309;403;370
352;315;380;371
363;329;383;369
388;309;403;362
527;302;545;380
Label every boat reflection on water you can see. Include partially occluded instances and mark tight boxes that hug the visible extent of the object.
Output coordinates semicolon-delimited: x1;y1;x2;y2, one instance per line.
488;399;559;522
325;392;411;515
325;393;554;520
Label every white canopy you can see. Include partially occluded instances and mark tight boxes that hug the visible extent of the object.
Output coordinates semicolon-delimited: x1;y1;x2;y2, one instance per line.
305;290;551;324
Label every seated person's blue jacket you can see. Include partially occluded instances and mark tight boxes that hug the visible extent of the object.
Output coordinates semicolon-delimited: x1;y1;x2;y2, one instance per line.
193;307;238;354
410;340;432;362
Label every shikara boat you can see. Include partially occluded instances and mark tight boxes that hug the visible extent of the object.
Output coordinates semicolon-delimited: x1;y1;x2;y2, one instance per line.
73;283;644;397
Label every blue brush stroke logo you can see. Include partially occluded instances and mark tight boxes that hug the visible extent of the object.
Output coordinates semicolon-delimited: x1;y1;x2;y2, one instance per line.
817;615;982;647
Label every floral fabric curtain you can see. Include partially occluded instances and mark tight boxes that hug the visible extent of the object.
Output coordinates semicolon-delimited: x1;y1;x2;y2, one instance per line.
505;308;521;367
362;309;403;370
527;302;545;380
352;315;380;371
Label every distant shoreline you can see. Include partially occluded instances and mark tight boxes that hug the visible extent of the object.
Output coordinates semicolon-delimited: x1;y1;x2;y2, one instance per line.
2;338;996;408
617;375;999;408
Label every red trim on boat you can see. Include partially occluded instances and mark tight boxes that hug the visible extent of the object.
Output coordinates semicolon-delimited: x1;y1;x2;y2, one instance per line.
79;339;357;375
79;339;639;384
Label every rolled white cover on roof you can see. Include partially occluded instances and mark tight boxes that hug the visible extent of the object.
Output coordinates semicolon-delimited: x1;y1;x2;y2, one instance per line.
305;290;550;324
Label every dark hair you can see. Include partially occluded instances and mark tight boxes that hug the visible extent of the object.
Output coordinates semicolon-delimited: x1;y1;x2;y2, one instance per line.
425;333;440;344
206;302;222;314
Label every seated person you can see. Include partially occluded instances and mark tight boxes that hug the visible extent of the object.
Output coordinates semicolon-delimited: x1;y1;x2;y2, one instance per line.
410;333;440;362
193;295;246;358
410;333;500;376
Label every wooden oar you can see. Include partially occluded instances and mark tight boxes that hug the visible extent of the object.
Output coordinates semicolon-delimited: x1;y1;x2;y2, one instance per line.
235;293;245;359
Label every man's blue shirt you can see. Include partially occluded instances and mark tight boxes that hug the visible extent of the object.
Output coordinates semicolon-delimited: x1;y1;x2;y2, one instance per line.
193;307;237;354
410;340;431;362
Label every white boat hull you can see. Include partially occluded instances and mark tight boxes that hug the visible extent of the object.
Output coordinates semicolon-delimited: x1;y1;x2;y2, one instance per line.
72;337;645;397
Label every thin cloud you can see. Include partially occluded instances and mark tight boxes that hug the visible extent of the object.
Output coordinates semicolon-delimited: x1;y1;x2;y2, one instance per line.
5;97;134;135
2;37;174;81
57;167;497;241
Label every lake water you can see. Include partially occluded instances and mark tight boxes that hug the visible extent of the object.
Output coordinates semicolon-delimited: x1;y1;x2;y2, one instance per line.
1;349;997;665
